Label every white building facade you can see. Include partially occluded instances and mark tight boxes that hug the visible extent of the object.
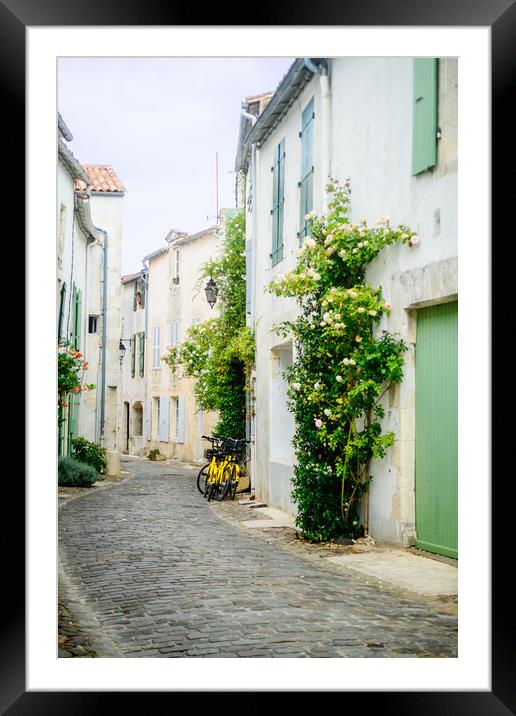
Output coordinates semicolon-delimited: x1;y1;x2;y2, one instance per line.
58;117;125;463
239;58;458;556
120;227;220;463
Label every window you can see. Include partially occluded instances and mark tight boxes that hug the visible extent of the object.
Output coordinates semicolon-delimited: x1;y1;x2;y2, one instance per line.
58;204;67;268
152;326;161;369
191;316;200;326
173;249;180;284
298;97;314;243
88;316;98;333
271;139;285;266
171;320;180;345
412;58;438;176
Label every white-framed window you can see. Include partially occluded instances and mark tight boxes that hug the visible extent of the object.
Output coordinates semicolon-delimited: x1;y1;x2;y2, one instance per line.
152;325;161;368
191;316;200;326
171;319;180;345
172;249;180;284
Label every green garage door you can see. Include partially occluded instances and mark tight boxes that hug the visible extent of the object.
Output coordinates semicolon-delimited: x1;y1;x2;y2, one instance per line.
415;301;458;558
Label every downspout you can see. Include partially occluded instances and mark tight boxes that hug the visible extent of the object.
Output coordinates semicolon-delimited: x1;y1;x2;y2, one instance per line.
241;104;257;492
303;58;331;211
141;258;149;448
97;227;109;443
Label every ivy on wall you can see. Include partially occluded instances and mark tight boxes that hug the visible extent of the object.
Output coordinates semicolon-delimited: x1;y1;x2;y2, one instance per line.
163;211;254;439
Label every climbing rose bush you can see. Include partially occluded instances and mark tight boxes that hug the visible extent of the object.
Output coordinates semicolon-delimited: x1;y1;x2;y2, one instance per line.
266;179;415;542
58;342;95;423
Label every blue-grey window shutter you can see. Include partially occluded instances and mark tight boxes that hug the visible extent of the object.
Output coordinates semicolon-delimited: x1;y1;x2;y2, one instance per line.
299;97;315;243
144;397;151;439
177;396;185;443
271;139;285;267
159;395;169;442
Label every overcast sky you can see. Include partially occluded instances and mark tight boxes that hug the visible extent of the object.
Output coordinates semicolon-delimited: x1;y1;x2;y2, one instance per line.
58;57;294;274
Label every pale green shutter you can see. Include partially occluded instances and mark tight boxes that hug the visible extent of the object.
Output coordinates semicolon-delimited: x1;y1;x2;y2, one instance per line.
131;334;136;377
139;332;145;376
76;289;82;350
299;97;314;243
133;281;138;311
71;285;81;350
412;58;438;176
271;140;285;266
140;280;145;308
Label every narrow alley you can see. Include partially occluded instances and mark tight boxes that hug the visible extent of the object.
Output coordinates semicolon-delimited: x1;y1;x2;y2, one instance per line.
58;458;458;659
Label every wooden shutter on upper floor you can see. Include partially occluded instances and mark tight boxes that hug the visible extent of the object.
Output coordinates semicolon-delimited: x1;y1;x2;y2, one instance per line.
412;58;438;176
271;139;285;267
139;332;145;376
131;334;136;377
299;97;314;243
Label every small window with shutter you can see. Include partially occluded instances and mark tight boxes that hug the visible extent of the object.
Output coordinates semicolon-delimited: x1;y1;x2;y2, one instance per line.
412;58;438;176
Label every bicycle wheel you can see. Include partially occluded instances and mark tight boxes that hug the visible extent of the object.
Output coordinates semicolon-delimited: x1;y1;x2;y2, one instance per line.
227;463;239;501
207;480;219;502
216;464;231;501
197;464;210;494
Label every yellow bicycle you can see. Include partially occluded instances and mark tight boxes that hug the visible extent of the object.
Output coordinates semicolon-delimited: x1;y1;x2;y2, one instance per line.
198;436;249;501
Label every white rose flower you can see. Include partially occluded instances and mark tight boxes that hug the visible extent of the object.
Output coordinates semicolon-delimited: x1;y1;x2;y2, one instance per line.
358;307;365;313
336;375;343;382
292;382;301;391
312;272;321;281
349;359;356;365
357;242;363;249
323;312;331;322
314;382;320;390
334;313;341;320
324;409;331;417
369;309;377;316
342;358;350;365
338;249;347;259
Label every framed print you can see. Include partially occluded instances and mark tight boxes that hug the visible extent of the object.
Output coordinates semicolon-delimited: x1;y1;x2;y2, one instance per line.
5;0;508;711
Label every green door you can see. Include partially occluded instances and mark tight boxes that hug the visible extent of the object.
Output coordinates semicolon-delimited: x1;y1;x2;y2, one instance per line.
415;301;458;558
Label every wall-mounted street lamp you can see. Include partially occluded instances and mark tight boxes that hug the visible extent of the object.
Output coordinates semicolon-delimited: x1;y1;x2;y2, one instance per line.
204;278;218;309
119;338;132;364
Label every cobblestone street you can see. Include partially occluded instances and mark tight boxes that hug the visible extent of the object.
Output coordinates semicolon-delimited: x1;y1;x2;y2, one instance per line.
58;458;458;658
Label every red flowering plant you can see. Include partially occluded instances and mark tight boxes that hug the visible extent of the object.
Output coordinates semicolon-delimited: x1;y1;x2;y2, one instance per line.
58;342;95;423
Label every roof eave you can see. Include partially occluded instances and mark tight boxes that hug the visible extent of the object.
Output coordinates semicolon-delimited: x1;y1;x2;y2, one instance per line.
245;59;316;150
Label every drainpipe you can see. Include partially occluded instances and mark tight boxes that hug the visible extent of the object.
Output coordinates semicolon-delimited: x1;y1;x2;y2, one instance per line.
303;58;331;211
241;104;258;491
97;227;109;443
141;258;149;450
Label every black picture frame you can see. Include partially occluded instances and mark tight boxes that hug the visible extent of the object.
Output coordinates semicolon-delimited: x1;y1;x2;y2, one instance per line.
8;0;507;712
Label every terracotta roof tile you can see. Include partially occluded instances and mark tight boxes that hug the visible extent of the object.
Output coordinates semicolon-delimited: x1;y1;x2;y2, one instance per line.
75;164;125;193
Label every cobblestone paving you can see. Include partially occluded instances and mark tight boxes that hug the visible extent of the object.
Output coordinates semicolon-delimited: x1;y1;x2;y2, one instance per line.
58;458;458;658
